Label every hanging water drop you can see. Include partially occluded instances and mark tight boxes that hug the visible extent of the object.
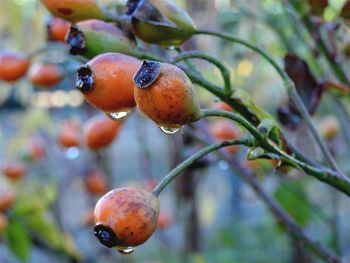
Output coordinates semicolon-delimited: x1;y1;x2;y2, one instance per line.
159;126;181;134
115;246;135;255
107;111;129;120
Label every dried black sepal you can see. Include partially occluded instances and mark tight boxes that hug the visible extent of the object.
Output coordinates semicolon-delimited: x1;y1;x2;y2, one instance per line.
94;224;119;248
133;61;161;88
76;65;94;93
128;0;176;28
126;0;143;15
65;25;86;55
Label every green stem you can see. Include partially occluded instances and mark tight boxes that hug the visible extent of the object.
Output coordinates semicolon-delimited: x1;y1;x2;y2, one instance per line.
202;109;350;196
172;51;232;96
194;29;344;177
152;139;252;196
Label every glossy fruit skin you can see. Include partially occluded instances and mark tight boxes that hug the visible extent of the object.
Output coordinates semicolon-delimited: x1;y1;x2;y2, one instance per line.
48;17;71;42
0;190;16;211
85;169;107;195
83;115;123;151
1;162;27;181
94;187;159;248
76;53;141;113
134;63;203;128
0;52;30;82
41;0;108;23
66;19;139;59
209;120;240;154
130;0;196;46
58;119;81;148
29;63;62;88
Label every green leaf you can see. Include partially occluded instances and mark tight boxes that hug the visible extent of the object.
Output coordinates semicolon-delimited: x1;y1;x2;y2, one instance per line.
274;181;310;226
25;212;61;249
5;220;31;263
232;89;281;145
60;233;82;260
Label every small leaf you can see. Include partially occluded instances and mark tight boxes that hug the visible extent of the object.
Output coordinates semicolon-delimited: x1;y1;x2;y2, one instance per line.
274;181;310;226
278;55;324;129
5;220;31;263
25;212;61;249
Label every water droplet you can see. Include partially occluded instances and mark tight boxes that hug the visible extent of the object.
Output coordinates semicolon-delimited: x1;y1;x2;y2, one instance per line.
168;45;176;50
64;147;79;159
115;246;135;255
107;111;129;120
159;126;181;134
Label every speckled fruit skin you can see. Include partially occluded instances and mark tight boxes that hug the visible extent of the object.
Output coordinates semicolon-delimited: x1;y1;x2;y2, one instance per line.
94;187;160;247
134;63;203;128
29;63;62;88
209;120;240;154
83;115;123;151
0;52;30;82
82;53;141;113
41;0;107;23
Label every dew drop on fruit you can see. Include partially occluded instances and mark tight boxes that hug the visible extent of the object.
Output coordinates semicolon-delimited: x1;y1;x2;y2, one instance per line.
159;126;181;135
114;246;135;255
107;111;129;120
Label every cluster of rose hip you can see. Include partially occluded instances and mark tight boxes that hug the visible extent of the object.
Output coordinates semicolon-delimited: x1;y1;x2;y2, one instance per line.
0;0;210;254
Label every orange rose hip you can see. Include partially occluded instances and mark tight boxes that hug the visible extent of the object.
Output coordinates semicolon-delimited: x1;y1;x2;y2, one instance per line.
76;53;141;113
47;17;71;42
133;61;203;128
83;115;123;151
0;52;30;82
1;162;27;181
29;63;62;88
209;120;241;154
85;169;107;195
94;187;159;251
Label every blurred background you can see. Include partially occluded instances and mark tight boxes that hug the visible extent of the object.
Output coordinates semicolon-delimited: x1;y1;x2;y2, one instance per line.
0;0;350;262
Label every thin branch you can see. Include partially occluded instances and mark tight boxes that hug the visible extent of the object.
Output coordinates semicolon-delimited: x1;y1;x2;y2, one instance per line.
194;29;345;178
172;51;232;96
202;109;350;196
194;120;340;263
152;139;253;196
